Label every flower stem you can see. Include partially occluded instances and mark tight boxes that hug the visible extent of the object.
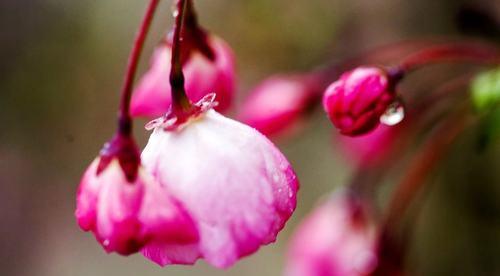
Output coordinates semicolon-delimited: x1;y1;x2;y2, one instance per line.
371;106;471;275
397;42;500;75
386;106;470;226
118;0;160;135
170;0;193;115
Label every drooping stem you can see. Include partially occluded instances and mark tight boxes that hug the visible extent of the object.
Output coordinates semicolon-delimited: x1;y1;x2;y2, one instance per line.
371;107;471;276
170;0;193;115
118;0;160;135
397;42;500;75
385;107;470;226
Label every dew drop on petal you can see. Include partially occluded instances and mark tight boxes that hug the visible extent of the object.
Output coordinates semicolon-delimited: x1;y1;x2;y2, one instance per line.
103;239;110;247
273;172;281;183
380;101;404;126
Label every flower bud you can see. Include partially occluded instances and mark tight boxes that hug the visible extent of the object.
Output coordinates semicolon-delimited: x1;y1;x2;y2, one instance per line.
239;75;320;138
75;137;199;256
131;35;235;118
285;191;377;276
140;109;299;268
323;67;396;136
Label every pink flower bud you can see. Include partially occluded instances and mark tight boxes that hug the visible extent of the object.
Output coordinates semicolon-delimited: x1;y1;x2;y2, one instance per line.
323;67;396;136
131;35;235;118
239;75;320;138
75;158;199;256
140;110;299;268
285;191;377;276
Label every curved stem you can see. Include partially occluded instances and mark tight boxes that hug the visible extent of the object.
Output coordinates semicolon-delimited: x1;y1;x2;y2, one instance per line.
118;0;160;135
371;106;471;276
385;107;470;226
398;42;500;74
170;0;193;115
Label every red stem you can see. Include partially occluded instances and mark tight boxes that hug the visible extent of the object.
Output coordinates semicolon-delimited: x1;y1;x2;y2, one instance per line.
118;0;160;135
170;0;193;115
371;107;470;276
385;109;469;226
398;42;500;74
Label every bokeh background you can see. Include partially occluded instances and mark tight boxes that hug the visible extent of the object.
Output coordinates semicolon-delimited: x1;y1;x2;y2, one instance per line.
1;0;499;275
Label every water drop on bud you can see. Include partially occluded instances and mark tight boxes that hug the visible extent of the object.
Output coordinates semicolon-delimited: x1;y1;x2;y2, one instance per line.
380;100;405;126
172;6;179;17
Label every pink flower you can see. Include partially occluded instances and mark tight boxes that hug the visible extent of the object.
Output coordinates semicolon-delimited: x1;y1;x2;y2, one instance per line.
337;124;402;166
323;67;396;136
131;35;235;118
239;75;320;138
285;191;377;276
140;109;299;268
75;140;199;256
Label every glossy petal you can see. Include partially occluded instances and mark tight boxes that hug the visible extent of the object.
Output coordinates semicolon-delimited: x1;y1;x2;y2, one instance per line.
141;110;299;268
285;191;377;276
131;36;235;118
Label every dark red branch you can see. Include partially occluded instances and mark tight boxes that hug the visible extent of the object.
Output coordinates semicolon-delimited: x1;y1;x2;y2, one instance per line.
170;0;193;115
118;0;160;135
398;42;500;74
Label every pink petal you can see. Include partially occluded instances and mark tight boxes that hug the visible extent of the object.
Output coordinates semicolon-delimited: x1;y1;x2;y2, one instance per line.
141;110;298;268
75;159;101;231
239;76;314;137
93;161;145;255
286;191;377;276
76;159;199;256
131;36;235;118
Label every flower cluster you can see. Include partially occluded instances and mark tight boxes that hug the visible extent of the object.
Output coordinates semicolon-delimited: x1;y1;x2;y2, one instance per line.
75;0;500;274
75;0;297;269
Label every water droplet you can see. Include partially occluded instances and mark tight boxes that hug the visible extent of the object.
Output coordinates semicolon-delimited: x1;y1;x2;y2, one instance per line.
272;172;281;183
380;100;405;126
103;239;110;247
288;190;293;198
172;7;179;17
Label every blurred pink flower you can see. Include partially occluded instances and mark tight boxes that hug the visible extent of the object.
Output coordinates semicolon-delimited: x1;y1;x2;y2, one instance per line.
75;158;199;256
285;191;377;276
140;109;299;268
239;75;319;138
131;35;235;118
323;67;396;136
337;124;401;166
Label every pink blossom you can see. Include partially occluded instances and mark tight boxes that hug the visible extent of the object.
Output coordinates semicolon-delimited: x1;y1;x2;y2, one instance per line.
337;124;401;166
131;36;235;118
239;75;319;138
75;158;199;256
323;67;396;136
140;109;299;268
285;191;377;276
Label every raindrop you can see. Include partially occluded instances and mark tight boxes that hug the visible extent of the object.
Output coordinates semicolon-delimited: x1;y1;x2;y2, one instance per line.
380;100;405;126
103;239;110;247
272;172;281;183
172;8;179;17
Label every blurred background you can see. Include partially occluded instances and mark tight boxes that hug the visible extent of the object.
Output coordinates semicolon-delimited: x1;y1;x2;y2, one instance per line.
0;0;499;275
